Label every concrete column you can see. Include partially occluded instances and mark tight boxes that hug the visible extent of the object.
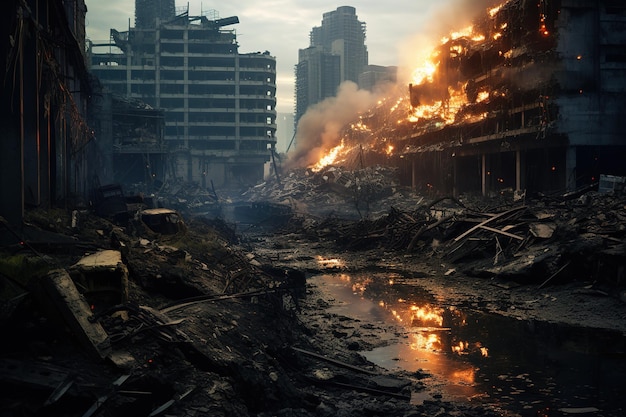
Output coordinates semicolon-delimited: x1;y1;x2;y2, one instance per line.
565;146;577;191
23;24;42;207
452;155;458;197
481;153;486;197
515;150;521;191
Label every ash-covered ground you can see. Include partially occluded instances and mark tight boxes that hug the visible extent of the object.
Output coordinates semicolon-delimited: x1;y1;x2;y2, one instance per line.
1;168;625;416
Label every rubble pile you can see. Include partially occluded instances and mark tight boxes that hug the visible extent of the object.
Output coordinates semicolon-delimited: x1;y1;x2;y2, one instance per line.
0;209;311;416
241;165;420;220
3;205;500;417
125;180;221;218
1;169;625;416
237;165;624;291
296;189;626;290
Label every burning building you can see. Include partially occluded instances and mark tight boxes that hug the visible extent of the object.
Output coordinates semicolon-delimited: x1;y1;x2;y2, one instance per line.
304;0;626;196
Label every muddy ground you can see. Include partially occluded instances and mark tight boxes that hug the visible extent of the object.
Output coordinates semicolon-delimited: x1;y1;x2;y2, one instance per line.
0;185;625;417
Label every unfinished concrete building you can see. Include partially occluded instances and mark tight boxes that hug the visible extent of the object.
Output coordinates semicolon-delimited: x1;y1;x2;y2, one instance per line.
87;3;277;188
396;0;626;196
89;92;167;187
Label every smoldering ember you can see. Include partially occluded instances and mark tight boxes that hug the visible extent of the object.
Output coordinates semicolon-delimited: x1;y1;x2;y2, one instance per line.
1;0;626;417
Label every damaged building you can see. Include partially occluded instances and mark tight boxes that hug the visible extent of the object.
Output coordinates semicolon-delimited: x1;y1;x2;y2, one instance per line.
399;0;626;196
324;0;626;197
90;93;167;187
0;0;97;224
87;0;278;188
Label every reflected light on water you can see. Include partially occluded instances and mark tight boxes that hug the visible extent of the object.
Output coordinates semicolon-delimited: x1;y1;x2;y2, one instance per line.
316;256;345;269
371;288;488;398
410;304;444;327
410;332;442;351
315;273;488;400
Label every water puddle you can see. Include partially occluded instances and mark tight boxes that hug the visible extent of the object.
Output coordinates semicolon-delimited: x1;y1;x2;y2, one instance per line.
309;272;626;416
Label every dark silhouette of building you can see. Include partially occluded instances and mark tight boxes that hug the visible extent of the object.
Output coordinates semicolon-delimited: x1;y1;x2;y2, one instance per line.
0;0;95;224
134;0;175;29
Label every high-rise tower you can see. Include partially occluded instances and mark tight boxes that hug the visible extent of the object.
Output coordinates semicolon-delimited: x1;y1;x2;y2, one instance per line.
311;6;367;84
295;6;367;124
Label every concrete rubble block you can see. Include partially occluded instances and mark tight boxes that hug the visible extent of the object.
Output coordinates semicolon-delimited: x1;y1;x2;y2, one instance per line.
529;222;557;239
68;250;129;312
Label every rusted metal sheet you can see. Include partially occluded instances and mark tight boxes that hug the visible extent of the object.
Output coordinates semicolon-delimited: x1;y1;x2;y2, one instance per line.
140;208;186;234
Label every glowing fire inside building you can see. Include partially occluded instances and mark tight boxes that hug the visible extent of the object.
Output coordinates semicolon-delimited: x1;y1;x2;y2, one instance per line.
298;0;626;197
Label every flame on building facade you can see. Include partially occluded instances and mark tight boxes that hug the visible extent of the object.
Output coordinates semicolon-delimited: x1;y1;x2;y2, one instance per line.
307;0;626;196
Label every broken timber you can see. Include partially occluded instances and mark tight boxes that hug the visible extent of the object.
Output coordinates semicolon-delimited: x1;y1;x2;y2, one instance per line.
292;346;378;375
41;269;112;360
453;206;528;242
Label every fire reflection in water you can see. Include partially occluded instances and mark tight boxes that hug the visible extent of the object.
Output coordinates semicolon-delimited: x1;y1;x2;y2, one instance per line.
319;273;491;400
385;301;485;395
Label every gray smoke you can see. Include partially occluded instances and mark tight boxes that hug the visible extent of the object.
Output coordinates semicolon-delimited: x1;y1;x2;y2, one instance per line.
287;81;385;169
288;0;502;169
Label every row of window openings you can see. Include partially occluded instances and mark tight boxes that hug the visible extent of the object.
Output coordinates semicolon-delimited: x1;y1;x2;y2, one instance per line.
166;141;271;151
126;85;274;96
160;97;273;107
134;54;274;69
116;72;274;83
165;127;274;136
104;86;275;106
166;114;274;123
162;103;273;111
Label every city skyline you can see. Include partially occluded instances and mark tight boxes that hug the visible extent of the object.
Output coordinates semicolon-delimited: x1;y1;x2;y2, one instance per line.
84;0;499;114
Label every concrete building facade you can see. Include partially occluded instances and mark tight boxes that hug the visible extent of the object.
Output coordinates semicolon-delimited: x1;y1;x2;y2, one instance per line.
88;4;277;188
390;0;626;196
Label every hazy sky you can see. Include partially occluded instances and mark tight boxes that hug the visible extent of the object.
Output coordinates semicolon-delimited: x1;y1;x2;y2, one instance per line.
84;1;496;113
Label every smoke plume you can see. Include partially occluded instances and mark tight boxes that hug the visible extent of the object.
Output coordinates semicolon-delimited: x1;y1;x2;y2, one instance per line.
287;0;501;169
286;81;385;169
397;0;501;84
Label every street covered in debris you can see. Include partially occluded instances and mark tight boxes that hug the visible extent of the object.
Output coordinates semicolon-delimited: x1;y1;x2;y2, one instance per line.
1;165;625;417
2;0;626;416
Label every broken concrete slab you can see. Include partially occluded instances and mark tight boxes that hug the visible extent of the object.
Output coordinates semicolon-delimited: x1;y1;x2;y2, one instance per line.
69;249;129;312
39;269;112;360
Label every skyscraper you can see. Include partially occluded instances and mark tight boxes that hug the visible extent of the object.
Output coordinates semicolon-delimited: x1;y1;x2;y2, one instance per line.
295;6;367;124
88;4;277;188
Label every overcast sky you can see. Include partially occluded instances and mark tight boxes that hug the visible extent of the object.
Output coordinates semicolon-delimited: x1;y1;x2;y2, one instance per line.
84;1;497;113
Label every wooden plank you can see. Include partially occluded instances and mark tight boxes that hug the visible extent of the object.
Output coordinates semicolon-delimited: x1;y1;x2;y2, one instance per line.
292;347;378;375
478;225;525;240
538;261;572;289
453;206;527;242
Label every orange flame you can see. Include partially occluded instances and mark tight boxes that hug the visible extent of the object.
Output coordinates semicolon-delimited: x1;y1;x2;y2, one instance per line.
311;140;345;171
